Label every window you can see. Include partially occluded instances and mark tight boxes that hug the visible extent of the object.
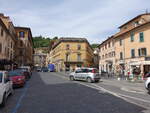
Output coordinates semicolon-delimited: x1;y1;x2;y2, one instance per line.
77;54;81;61
105;54;108;58
102;55;104;59
75;69;82;73
99;56;101;60
131;49;135;58
109;52;111;57
120;52;123;60
130;32;134;42
105;44;107;49
134;21;139;27
112;52;114;57
139;32;144;42
99;48;101;52
0;43;2;53
77;45;81;50
66;44;70;50
119;39;122;46
0;73;2;83
20;50;23;56
20;41;23;47
138;48;147;56
19;31;25;38
66;53;70;61
108;42;111;48
1;29;3;36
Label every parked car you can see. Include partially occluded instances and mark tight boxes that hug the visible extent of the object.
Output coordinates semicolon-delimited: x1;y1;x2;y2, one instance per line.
16;68;31;80
19;66;32;75
8;70;26;88
41;67;49;72
69;68;100;83
0;71;13;107
145;72;150;92
36;67;41;72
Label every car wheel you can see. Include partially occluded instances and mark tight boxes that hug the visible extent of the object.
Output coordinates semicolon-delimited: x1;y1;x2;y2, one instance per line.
87;77;92;83
148;84;150;92
95;80;100;83
70;76;74;81
10;87;14;95
1;93;6;107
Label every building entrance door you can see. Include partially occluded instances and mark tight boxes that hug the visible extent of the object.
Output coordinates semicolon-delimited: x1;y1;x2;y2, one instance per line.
144;65;150;75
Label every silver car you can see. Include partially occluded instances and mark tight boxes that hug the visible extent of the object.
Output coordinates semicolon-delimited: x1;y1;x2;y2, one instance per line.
69;68;100;83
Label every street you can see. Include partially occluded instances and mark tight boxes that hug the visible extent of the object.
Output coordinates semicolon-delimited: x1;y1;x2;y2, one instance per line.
0;72;150;113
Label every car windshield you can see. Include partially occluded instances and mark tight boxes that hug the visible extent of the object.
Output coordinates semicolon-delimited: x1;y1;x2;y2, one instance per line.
42;67;48;70
8;71;22;76
88;69;99;73
18;68;28;71
0;73;3;83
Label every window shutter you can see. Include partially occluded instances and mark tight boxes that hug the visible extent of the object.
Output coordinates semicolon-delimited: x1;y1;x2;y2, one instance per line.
138;49;141;56
139;32;144;42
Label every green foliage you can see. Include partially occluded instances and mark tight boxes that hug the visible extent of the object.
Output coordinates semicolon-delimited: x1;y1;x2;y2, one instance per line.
91;44;99;48
33;36;52;48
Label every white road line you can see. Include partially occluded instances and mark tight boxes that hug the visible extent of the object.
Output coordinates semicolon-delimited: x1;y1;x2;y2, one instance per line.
56;73;150;107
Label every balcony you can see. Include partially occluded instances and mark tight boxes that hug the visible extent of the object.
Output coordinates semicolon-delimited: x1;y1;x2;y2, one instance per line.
64;60;83;64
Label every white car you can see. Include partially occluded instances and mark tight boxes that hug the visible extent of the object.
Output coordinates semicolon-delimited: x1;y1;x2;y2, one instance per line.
0;71;13;107
69;68;100;83
145;73;150;92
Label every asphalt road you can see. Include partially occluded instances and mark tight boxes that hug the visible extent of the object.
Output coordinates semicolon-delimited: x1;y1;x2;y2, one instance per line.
0;72;148;113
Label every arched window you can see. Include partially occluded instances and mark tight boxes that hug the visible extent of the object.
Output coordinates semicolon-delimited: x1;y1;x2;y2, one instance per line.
19;31;25;38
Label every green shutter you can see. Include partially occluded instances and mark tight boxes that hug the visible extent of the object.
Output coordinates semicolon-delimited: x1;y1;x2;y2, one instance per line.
138;49;141;56
130;33;134;42
131;49;135;58
145;48;147;56
139;32;144;42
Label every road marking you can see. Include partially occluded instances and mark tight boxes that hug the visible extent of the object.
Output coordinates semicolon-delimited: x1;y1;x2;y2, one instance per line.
91;84;150;103
120;87;146;94
56;73;150;106
11;84;29;113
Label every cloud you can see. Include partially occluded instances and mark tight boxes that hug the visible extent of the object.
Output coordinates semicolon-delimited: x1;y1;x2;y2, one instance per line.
0;0;150;44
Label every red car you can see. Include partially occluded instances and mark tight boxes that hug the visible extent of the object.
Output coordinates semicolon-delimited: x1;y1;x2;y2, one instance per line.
8;71;26;88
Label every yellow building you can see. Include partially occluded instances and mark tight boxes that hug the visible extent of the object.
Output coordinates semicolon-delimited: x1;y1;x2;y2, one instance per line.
51;38;94;71
99;13;150;78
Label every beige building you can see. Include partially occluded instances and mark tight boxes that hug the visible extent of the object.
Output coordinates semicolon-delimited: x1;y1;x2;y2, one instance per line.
33;48;47;67
99;13;150;78
50;38;94;72
0;14;16;69
99;36;115;74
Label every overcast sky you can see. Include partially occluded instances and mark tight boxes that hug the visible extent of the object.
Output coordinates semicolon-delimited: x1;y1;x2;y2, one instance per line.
0;0;150;44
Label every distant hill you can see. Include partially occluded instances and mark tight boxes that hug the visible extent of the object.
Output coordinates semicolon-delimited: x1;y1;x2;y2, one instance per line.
33;36;51;48
33;36;58;49
91;44;99;48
